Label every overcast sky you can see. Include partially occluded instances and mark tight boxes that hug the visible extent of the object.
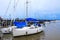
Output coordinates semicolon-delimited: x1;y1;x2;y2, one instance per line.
0;0;60;20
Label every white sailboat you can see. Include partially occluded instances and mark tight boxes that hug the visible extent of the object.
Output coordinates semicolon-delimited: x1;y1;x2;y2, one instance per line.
1;0;44;36
12;0;44;37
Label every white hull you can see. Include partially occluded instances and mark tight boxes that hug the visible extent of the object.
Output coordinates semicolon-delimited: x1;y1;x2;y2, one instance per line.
12;26;44;36
1;26;16;34
1;26;44;36
1;28;10;33
26;28;37;34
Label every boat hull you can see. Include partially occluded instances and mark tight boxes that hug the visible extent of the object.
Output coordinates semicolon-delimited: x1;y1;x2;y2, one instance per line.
12;27;44;36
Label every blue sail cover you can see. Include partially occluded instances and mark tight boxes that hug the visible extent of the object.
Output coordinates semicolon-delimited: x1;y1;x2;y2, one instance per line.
14;22;26;28
26;18;38;22
26;18;41;26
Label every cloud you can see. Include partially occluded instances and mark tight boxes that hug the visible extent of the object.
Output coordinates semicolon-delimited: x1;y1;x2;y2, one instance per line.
0;0;60;20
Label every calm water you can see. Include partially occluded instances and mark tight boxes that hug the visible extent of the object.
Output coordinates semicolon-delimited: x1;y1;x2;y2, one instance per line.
0;20;60;40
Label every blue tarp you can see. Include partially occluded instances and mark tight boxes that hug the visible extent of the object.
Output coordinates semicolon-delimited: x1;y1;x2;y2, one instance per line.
25;18;45;22
14;22;26;28
26;18;41;26
26;18;38;22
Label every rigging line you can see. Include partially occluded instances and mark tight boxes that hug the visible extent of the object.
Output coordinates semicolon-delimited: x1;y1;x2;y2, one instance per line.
10;0;15;26
4;0;12;16
4;0;12;26
11;0;19;25
13;0;15;12
13;0;20;12
15;0;20;10
13;0;20;20
9;0;16;26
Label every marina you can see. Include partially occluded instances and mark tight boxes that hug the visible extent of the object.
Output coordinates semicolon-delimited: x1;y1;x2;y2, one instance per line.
0;20;60;40
0;0;60;40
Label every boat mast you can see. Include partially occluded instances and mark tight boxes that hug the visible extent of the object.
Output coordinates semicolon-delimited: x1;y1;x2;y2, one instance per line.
26;0;29;18
9;0;16;26
26;0;29;25
13;0;19;21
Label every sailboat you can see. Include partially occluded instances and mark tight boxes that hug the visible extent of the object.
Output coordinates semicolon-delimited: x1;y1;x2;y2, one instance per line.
12;0;44;37
1;0;44;36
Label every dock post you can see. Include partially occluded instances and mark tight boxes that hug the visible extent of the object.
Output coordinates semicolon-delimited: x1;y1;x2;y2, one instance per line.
0;26;3;40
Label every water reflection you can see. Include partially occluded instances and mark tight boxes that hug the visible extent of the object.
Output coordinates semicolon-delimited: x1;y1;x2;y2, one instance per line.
2;20;60;40
14;32;45;40
2;32;45;40
2;34;13;40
